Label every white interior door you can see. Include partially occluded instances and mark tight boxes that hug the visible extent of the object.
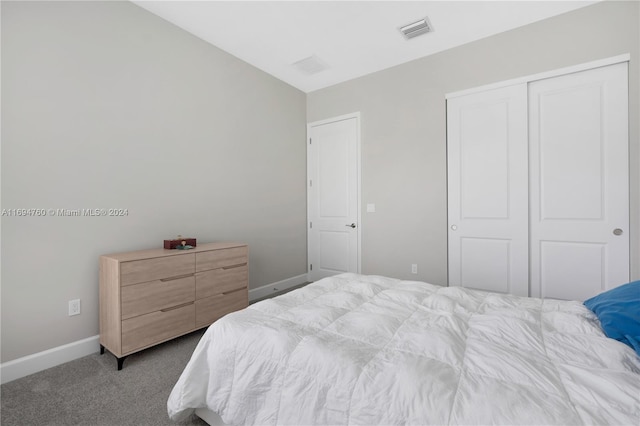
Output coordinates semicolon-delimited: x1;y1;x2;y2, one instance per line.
308;114;360;282
447;84;530;296
529;63;629;300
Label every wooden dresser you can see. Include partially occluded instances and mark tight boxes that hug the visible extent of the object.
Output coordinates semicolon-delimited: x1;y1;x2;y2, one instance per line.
99;242;248;369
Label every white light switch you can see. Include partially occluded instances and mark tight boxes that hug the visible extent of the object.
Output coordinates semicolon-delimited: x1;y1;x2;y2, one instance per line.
366;203;376;213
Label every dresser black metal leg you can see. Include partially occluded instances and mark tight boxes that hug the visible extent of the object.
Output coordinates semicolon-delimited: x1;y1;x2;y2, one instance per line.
100;344;105;355
117;356;127;371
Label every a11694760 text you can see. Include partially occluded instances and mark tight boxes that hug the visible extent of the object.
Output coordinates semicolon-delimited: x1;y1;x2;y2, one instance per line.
1;208;129;217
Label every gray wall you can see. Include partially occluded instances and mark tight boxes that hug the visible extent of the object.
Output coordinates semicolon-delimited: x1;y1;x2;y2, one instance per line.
1;1;307;362
308;0;640;286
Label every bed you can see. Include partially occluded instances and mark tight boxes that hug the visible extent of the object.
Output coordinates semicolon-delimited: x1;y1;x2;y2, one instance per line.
167;273;640;425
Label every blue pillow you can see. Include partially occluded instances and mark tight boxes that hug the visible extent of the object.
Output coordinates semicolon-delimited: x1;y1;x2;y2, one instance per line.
584;281;640;355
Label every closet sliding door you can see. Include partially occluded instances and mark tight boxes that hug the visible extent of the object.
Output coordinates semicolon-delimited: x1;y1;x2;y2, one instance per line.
529;63;629;300
447;84;529;297
447;60;629;300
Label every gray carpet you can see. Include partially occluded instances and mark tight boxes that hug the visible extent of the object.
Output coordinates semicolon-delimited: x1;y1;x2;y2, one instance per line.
1;328;209;426
0;284;309;426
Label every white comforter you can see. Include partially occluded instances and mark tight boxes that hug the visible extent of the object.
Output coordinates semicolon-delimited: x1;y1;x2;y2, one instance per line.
168;273;640;425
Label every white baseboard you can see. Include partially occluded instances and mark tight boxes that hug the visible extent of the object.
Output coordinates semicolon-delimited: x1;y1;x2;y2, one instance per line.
249;273;309;302
1;274;309;385
0;335;100;384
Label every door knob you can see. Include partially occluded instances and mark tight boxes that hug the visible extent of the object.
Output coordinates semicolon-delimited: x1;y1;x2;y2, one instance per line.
346;223;356;228
451;225;457;231
613;228;623;236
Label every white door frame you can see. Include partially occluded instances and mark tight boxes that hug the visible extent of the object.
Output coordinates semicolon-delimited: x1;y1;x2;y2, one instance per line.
307;112;362;282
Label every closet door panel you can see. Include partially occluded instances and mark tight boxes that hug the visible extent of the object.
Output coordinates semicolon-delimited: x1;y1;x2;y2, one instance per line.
460;238;511;294
539;242;605;301
459;102;510;219
447;84;529;296
537;83;603;220
529;62;629;300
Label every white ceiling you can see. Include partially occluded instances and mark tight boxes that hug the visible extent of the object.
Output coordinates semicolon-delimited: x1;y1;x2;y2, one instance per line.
132;1;598;93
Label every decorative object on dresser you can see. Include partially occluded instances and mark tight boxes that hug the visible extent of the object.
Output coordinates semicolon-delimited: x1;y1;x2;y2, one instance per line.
99;242;248;370
164;235;197;249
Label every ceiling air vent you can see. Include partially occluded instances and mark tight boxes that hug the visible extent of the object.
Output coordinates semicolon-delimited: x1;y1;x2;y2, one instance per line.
292;55;328;75
399;17;433;40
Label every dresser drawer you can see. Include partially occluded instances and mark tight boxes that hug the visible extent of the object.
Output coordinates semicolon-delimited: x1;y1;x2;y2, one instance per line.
121;275;195;320
121;254;195;286
196;264;247;299
196;246;247;272
195;288;248;328
121;302;195;354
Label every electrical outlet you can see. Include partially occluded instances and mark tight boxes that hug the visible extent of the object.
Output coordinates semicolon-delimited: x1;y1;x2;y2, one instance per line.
68;299;81;316
411;264;418;274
